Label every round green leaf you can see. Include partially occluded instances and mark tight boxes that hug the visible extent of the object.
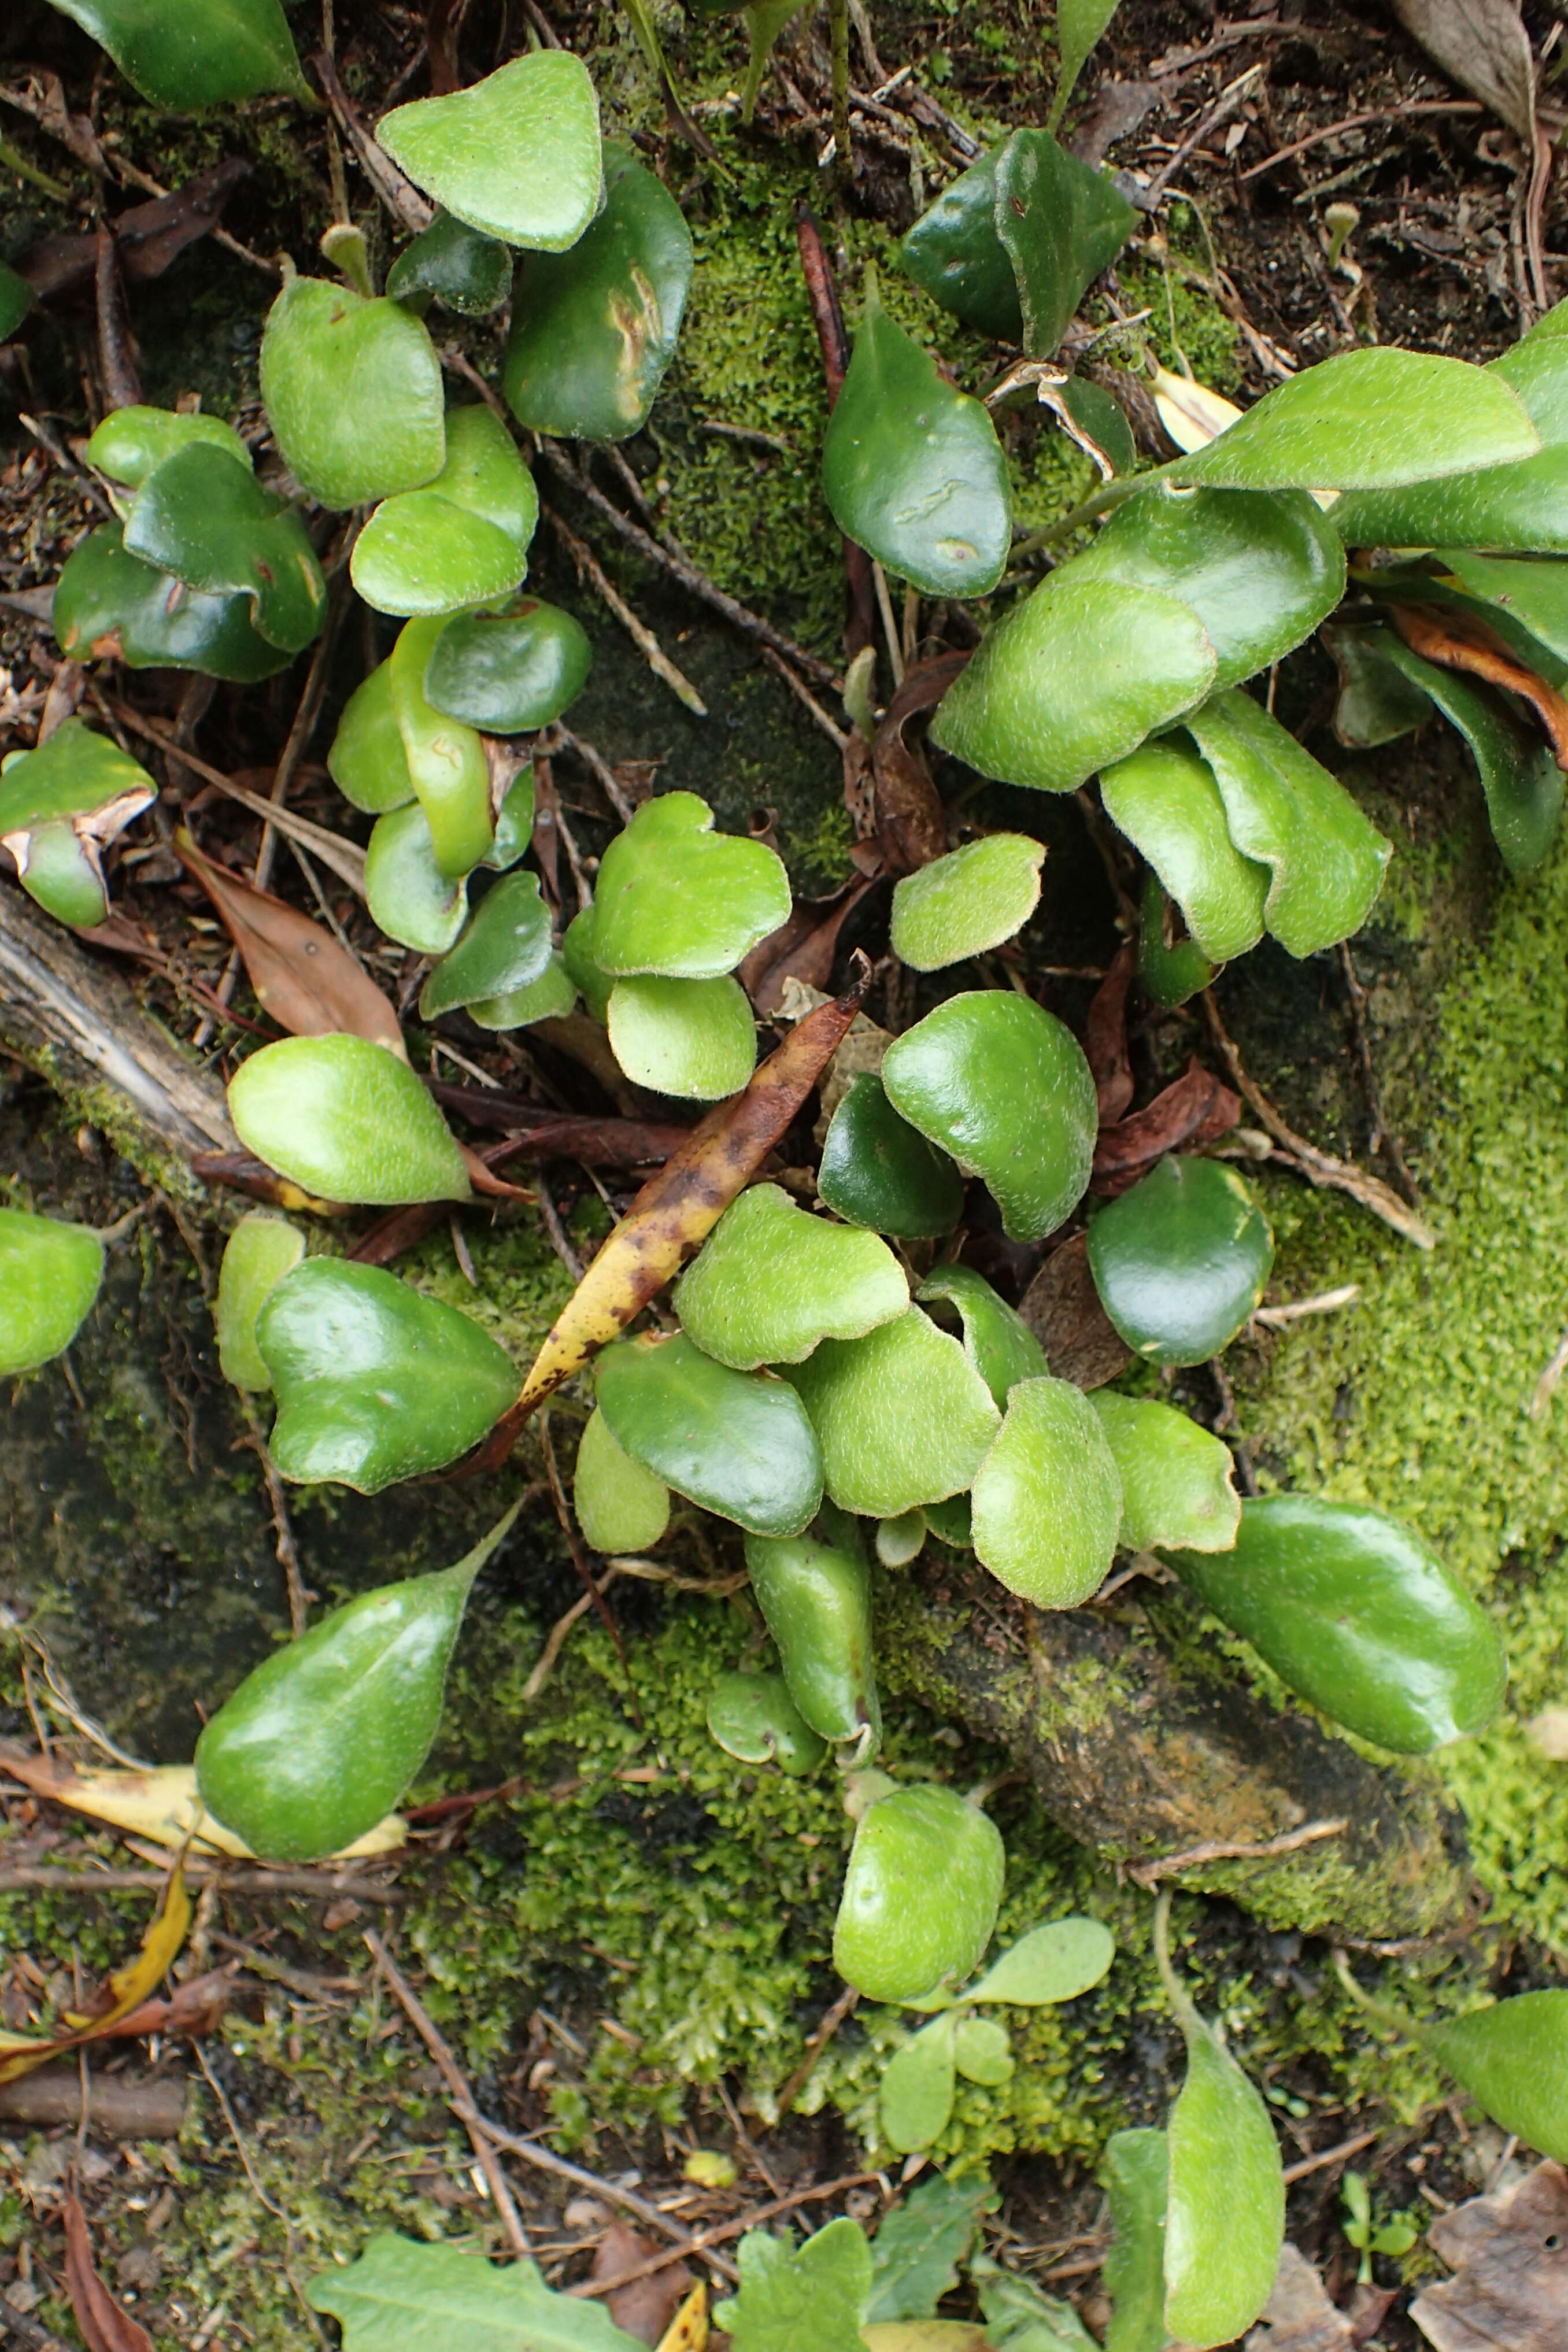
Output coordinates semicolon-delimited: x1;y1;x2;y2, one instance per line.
674;1182;908;1369
706;1670;828;1776
1090;1392;1240;1555
214;1211;304;1392
993;130;1136;360
572;1403;671;1552
787;1307;1000;1517
260;278;445;511
881;2013;958;2153
596;1332;824;1537
593;792;792;978
54;523;291;683
85;405;250;489
890;834;1045;971
608;974;757;1099
196;1516;511;1862
967;1917;1115;2006
470;950;576;1030
423;600;591;733
1101;738;1269;965
377;52;602;249
386;210;512;316
822;296;1011;598
503;146;693;441
390;616;493;878
971;1374;1122;1607
918;1262;1048;1409
1182;691;1391;959
930;577;1218;794
1088;1155;1273;1366
328;660;415;815
881;992;1097;1243
1168;346;1539;492
352;406;538;619
0;1207;104;1377
563;903;615;1023
875;1508;927;1567
0;262;33;342
744;1528;880;1751
121;442;327;654
228;1034;471;1206
952;2014;1014;2086
817;1073;965;1238
47;0;311;108
1165;1495;1507;1754
1073;483;1345;693
419;871;553;1021
834;1784;1005;2003
365;803;468;957
1428;1992;1568;2165
485;767;537;872
256;1260;517;1492
900;145;1022;341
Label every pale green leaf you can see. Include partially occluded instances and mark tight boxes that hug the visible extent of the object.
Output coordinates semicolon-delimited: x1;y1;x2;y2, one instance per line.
307;2235;644;2351
865;2170;996;2325
713;2216;872;2352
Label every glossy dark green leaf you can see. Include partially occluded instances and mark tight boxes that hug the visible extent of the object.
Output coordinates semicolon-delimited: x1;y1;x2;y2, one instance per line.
256;1259;518;1493
994;130;1136;359
1091;1392;1239;1555
822;295;1011;599
1335;624;1562;876
971;1374;1122;1606
572;1403;670;1552
881;992;1098;1242
1059;372;1138;475
900;144;1022;341
228;1035;472;1205
0;262;32;342
879;2013;957;2153
214;1211;304;1392
1166;1494;1507;1753
85;404;250;489
377;51;602;249
1325;620;1436;749
834;1784;1005;2003
594;792;791;978
351;406;538;620
918;1263;1047;1409
260;278;445;512
1074;484;1345;693
1101;738;1269;964
195;1508;515;1861
674;1182;907;1369
423;600;591;732
1182;690;1391;957
418;872;553;1020
1089;1156;1273;1367
596;1332;823;1537
1168;346;1538;492
607;972;757;1099
54;523;291;683
0;1206;104;1377
365;802;468;956
889;834;1045;971
1428;1992;1568;2164
0;718;156;929
953;2014;1014;2085
968;1917;1115;2006
386;210;512;316
929;576;1217;793
707;1669;828;1776
471;949;576;1030
328;661;415;815
744;1528;880;1753
789;1307;1000;1518
1102;2128;1169;2352
503;146;693;442
45;0;311;107
121;442;327;654
485;767;536;873
816;1073;965;1238
1138;874;1217;1011
390;616;494;878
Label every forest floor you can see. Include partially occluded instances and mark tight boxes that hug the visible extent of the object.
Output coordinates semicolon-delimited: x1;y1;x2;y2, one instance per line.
3;0;1568;2347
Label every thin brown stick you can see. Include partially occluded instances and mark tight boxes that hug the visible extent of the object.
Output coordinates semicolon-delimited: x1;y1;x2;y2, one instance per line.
550;723;639;824
253;574;352;894
1202;992;1434;1248
1281;2127;1380;2185
770;1980;861;2119
310;49;432;234
535;1168;586;1284
238;1413;312;1639
1127;1817;1347;1887
0;1866;406;1900
522;1569;621;1704
362;1933;532;2257
1238;98;1482;184
543;505;708;716
1147;61;1267;202
795;206;878;663
94;221;141;411
568;2170;883;2301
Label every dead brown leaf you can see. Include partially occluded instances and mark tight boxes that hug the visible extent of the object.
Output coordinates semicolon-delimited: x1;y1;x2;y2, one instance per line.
1392;603;1568;769
591;2222;693;2346
1085;942;1136;1122
175;831;405;1057
871;654;968;875
1092;1056;1241;1190
1245;2243;1355;2351
20;161;251;301
64;2196;154;2352
1018;1231;1133;1388
1410;2158;1568;2351
1391;0;1537;145
738;878;875;1016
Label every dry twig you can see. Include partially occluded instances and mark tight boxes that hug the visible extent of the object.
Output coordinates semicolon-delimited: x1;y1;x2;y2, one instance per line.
1127;1817;1348;1887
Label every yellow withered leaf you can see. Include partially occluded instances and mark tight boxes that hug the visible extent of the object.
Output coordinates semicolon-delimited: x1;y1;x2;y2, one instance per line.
0;1747;404;1859
0;1862;193;2084
657;2281;708;2352
861;2328;989;2351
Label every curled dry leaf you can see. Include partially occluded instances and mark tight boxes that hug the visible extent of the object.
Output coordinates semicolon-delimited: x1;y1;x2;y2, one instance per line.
1391;604;1568;770
0;1863;191;2086
1085;941;1136;1122
872;654;969;877
1244;2243;1355;2352
738;878;877;1017
1092;1056;1242;1192
1391;0;1537;146
175;831;405;1056
591;2221;694;2345
1410;2158;1568;2352
65;2195;155;2352
1018;1230;1134;1388
20;159;252;302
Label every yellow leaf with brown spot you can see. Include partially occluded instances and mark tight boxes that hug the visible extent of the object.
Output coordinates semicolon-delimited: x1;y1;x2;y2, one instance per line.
657;2281;708;2352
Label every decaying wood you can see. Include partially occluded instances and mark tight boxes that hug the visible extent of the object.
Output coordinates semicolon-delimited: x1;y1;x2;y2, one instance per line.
0;2068;187;2138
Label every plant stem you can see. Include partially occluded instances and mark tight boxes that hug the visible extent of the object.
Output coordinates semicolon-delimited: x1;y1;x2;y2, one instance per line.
1331;1948;1427;2046
1010;470;1145;560
1151;1887;1205;2040
828;0;852;175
